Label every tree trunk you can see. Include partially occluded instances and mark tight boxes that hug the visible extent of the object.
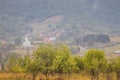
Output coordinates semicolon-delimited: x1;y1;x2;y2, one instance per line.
45;73;49;80
39;74;43;80
116;72;120;80
32;73;37;80
91;76;95;80
67;73;71;80
57;73;63;80
106;72;112;80
96;75;99;80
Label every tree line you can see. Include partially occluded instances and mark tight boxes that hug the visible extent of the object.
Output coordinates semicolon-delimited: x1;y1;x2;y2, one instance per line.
2;44;120;80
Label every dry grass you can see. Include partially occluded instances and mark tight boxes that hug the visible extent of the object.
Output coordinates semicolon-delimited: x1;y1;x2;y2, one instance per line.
110;36;120;43
0;73;90;80
0;73;113;80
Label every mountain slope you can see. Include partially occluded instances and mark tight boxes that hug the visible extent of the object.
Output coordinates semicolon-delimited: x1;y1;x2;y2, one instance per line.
0;0;120;41
0;14;31;41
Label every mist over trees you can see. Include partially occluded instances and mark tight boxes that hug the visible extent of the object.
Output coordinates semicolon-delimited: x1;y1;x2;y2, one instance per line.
0;0;120;42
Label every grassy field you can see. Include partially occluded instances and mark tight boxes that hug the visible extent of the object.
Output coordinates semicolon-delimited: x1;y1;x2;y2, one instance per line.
0;73;110;80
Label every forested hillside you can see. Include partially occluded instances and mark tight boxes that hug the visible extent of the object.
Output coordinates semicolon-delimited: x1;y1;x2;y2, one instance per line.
0;14;31;41
0;0;120;41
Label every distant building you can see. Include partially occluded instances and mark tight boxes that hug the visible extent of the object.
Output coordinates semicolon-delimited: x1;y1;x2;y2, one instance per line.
22;37;32;55
43;37;50;43
115;51;120;54
23;37;32;49
56;32;62;37
49;37;56;41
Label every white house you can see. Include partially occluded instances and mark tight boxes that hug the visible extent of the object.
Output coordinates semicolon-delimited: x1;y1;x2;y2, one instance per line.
23;37;32;49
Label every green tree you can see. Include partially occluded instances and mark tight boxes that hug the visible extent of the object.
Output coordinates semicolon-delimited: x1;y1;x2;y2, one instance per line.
52;45;76;74
8;53;19;72
8;54;27;73
113;56;120;80
33;44;57;78
26;56;44;80
105;58;115;80
84;49;107;80
7;54;29;80
0;43;15;71
8;53;44;80
74;56;85;73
